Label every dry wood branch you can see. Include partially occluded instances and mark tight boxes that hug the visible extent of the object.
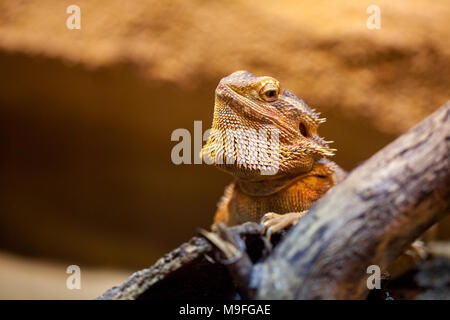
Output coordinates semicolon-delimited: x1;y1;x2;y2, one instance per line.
257;103;450;299
199;222;257;299
97;223;262;300
99;103;449;300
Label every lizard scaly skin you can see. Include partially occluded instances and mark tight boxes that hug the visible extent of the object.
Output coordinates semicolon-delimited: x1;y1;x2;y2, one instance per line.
202;71;346;236
202;71;428;279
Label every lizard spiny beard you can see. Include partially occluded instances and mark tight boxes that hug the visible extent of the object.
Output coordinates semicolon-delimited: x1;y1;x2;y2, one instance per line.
202;71;335;180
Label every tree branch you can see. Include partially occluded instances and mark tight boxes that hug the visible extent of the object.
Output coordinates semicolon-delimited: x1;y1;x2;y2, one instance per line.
257;102;450;299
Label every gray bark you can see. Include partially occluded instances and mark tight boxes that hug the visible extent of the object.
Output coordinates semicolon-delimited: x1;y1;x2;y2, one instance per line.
257;103;450;299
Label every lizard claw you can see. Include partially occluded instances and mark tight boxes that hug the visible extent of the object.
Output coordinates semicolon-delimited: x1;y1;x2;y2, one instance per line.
260;211;307;241
260;212;276;224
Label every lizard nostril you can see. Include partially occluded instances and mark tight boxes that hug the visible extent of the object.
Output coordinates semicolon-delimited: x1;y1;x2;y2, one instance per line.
299;122;309;137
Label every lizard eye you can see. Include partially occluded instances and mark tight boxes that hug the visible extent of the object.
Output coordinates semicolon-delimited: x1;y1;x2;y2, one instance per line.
260;83;279;102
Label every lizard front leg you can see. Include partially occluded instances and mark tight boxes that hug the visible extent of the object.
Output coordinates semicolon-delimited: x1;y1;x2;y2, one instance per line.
260;211;307;240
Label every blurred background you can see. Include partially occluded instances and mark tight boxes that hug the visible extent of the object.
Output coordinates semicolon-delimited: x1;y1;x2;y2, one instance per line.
0;0;449;299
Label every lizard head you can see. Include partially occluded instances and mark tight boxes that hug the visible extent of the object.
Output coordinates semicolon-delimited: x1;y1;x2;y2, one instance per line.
202;70;335;181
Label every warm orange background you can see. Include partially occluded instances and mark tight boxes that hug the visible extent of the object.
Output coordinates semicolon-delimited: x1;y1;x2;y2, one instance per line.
0;0;449;298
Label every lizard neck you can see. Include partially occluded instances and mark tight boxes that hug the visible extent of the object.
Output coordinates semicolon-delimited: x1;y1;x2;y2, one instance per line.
237;158;335;197
237;175;299;197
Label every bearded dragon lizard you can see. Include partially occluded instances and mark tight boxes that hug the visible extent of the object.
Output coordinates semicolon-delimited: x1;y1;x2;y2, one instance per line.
201;70;346;238
201;70;428;278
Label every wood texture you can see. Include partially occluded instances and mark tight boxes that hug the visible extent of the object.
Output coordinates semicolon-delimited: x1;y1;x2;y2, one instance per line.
97;223;262;300
257;103;450;299
99;103;449;300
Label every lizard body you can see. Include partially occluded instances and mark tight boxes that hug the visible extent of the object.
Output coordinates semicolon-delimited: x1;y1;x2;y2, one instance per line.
202;71;345;234
214;160;337;225
202;71;428;278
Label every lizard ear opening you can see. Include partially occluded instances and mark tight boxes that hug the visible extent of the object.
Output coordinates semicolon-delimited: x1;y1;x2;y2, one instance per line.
299;122;309;137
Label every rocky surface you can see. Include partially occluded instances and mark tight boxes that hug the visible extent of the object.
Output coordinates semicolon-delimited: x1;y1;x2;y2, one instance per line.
1;0;448;133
